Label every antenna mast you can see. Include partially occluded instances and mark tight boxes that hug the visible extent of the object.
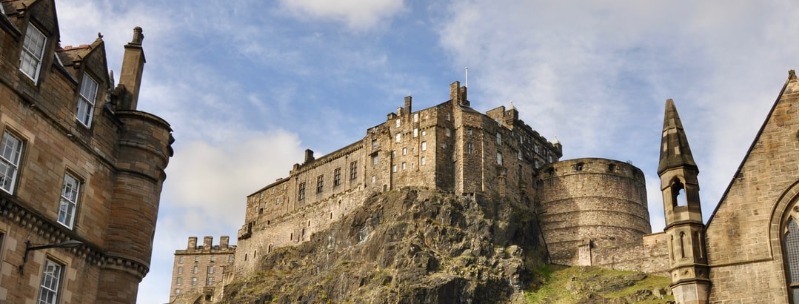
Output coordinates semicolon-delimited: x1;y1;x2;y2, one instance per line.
465;67;469;87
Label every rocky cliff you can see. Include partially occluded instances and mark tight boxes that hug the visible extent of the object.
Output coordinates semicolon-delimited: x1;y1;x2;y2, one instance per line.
222;188;548;303
220;188;671;303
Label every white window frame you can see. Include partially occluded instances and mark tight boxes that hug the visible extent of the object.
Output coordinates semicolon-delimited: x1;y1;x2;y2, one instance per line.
395;119;401;128
421;141;427;151
76;74;98;127
0;131;23;194
421;156;426;166
57;173;80;229
20;23;47;82
37;259;63;304
401;162;406;171
402;147;407;156
395;133;402;143
497;153;503;165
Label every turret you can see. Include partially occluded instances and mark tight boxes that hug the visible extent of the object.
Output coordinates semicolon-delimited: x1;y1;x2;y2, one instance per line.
658;99;709;303
96;27;173;304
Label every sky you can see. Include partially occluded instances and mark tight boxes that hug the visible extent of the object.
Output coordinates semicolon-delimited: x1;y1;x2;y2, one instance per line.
51;0;799;303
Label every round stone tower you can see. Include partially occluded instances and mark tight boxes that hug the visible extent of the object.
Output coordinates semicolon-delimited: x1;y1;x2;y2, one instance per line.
537;158;650;266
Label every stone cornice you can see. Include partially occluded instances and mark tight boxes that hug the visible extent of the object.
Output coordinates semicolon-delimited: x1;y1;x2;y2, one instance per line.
0;194;149;279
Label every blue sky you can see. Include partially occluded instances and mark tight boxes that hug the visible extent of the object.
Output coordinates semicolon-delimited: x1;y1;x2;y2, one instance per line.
53;0;799;303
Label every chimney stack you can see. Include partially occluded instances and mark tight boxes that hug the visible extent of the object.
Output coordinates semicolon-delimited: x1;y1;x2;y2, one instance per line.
404;96;412;116
188;236;197;250
220;236;230;249
304;149;315;164
118;27;146;110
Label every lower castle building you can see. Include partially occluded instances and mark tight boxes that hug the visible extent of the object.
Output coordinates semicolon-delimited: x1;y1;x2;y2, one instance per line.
171;70;799;303
169;236;236;303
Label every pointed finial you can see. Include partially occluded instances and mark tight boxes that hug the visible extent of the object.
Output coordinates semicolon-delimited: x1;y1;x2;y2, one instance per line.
509;100;515;109
790;69;797;80
98;32;103;39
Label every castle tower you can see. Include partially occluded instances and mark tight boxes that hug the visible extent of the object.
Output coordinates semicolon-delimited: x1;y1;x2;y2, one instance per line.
658;99;709;304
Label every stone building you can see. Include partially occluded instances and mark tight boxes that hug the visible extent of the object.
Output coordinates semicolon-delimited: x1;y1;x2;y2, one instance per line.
233;82;572;275
655;71;799;303
0;1;173;303
169;236;236;304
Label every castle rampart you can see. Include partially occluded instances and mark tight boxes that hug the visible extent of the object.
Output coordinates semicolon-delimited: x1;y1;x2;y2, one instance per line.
538;158;650;266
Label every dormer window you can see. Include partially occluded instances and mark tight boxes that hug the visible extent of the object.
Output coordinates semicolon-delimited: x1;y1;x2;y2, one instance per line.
20;23;47;82
76;74;98;127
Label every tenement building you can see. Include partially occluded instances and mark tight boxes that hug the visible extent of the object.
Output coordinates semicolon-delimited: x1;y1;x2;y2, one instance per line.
0;1;173;303
169;236;236;303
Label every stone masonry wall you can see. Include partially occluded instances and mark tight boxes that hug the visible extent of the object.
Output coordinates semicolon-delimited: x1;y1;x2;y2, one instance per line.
538;158;650;266
703;72;799;303
171;236;236;303
0;2;173;303
234;83;562;278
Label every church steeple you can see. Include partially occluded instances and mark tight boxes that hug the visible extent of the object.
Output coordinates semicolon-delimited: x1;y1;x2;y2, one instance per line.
658;99;697;174
657;99;709;304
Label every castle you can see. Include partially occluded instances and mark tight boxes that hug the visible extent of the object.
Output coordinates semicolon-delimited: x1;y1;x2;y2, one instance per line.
0;1;173;303
162;43;799;304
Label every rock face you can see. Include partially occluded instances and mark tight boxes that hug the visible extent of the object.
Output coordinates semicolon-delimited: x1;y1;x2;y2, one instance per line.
221;188;548;303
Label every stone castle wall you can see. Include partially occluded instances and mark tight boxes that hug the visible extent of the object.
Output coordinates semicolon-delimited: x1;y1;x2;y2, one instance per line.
234;83;562;278
170;236;236;303
538;158;651;266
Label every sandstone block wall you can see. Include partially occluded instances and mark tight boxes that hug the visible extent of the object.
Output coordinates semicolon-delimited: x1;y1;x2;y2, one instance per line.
0;2;172;303
538;158;650;266
702;72;799;303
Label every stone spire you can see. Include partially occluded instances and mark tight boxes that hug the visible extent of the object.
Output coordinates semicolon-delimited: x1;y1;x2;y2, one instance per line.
658;99;697;174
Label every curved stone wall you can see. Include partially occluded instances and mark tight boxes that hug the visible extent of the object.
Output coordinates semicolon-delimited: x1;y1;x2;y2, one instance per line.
538;158;650;265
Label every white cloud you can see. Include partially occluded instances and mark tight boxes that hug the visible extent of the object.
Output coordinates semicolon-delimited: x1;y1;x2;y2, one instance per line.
436;0;799;221
278;0;406;30
163;131;304;227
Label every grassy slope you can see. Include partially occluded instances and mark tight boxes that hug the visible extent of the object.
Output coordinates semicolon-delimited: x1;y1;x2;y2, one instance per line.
522;265;673;304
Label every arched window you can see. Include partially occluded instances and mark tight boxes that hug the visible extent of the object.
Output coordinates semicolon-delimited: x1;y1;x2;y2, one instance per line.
784;218;799;302
672;179;688;206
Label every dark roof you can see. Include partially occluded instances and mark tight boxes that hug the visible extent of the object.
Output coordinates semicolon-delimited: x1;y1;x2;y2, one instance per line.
657;98;697;174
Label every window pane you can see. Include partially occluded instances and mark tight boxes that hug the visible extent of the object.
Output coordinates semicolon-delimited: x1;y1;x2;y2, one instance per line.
57;174;80;228
21;24;46;81
76;74;98;126
0;132;23;193
785;219;799;283
38;260;62;304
